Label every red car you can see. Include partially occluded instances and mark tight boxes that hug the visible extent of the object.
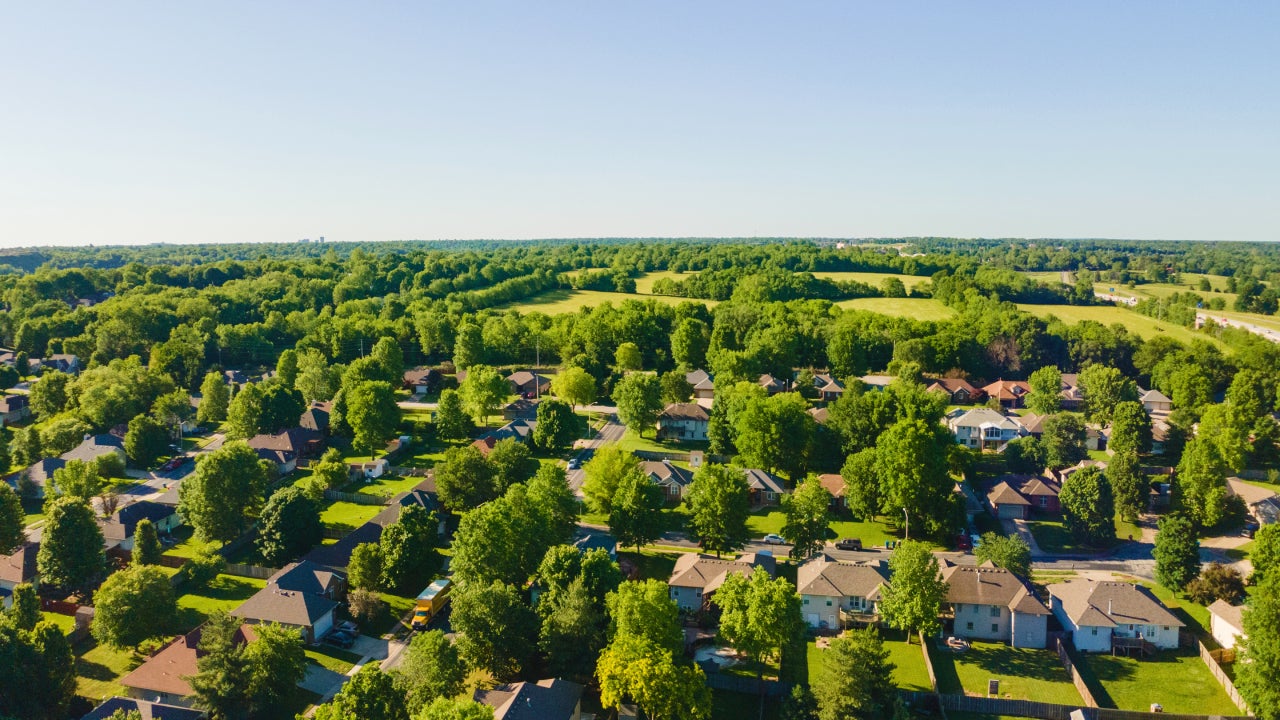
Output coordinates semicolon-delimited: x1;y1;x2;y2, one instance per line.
954;534;973;551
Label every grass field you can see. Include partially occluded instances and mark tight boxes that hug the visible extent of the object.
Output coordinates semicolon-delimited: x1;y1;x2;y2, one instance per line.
1016;304;1223;347
1022;271;1070;284
806;629;933;691
175;574;268;629
75;639;140;703
1076;649;1238;715
500;288;716;314
633;270;698;294
836;297;956;321
320;500;386;532
810;271;932;290
930;640;1083;704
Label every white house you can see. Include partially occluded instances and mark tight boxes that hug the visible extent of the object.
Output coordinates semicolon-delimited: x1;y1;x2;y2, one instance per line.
943;562;1050;648
947;408;1028;451
796;556;889;630
1140;388;1173;414
1208;600;1247;650
1048;580;1183;652
655;403;710;442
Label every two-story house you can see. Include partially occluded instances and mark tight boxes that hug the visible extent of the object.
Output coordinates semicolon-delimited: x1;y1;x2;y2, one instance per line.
947;408;1028;451
655;403;710;442
796;556;890;630
667;552;776;612
1048;580;1183;653
925;378;985;405
942;562;1050;648
982;380;1032;409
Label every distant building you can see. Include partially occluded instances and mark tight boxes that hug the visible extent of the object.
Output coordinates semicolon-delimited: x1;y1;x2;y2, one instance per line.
925;378;985;405
947;408;1028;450
60;434;126;465
982;380;1032;409
0;394;31;425
642;460;695;503
1140;388;1173;414
655;403;709;442
507;370;551;397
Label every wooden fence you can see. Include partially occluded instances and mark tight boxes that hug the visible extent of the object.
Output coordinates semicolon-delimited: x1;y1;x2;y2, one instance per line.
918;632;940;693
1053;637;1101;708
324;489;392;506
1197;640;1249;714
704;673;791;697
901;693;1251;720
223;563;278;580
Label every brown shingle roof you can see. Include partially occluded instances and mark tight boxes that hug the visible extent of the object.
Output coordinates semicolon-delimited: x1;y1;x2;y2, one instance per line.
668;553;776;592
1048;580;1183;628
120;625;257;698
0;542;37;584
796;556;888;599
987;482;1032;507
659;403;709;422
817;474;845;498
942;562;1048;615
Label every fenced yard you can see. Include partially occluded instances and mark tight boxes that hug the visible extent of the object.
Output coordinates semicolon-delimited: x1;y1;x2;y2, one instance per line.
928;640;1084;705
1074;648;1240;716
805;629;932;692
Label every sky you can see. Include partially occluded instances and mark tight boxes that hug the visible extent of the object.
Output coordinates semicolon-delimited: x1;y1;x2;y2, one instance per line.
1;2;1277;247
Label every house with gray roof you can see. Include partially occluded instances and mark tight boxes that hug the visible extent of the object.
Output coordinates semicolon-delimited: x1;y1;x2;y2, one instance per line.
0;394;31;425
231;586;338;643
82;697;206;720
667;552;776;611
943;561;1050;648
947;408;1028;451
686;369;715;400
6;458;65;499
476;678;584;720
1208;600;1246;650
742;468;787;505
1141;388;1173;414
1048;579;1183;652
101;501;181;551
643;460;695;503
796;556;889;630
60;434;126;465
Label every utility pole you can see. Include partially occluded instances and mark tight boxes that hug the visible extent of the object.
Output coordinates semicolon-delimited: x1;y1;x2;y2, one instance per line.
903;508;910;542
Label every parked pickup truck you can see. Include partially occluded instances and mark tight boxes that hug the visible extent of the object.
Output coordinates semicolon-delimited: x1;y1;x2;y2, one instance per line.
411;578;453;631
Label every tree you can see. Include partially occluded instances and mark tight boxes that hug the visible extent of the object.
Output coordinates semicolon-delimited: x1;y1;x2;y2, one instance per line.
255;486;322;566
1187;563;1246;605
125;414;170;468
487;437;537;491
370;337;405;385
275;348;299;387
610;469;665;551
9;426;42;467
314;665;409;720
1026;366;1063;415
0;619;77;720
1108;447;1146;524
540;576;609;682
1059;466;1116;547
736;393;814;479
685;464;750;557
49;459;105;503
615;342;643;371
1154;514;1201;592
132;517;161;566
783;475;831;559
532;398;577;451
451;580;538;679
1041;413;1087;470
40;415;91;456
1078;364;1138;424
974;533;1031;578
709;381;768;455
660;370;694;404
153;387;196;434
295;348;340;403
551;366;596;409
450;484;565;587
396;629;465;711
527;464;579;546
1236;574;1280;720
413;698;495;720
433;389;473;441
596;632;711;720
91;564;175;648
458;365;508;425
258;383;306;434
1109;401;1152;455
349;542;385;591
1004;436;1046;474
178;441;270;543
874;418;957;540
29;370;72;419
186;546;226;587
6;583;40;631
434;445;497;511
841;448;880;520
197;371;231;425
607;578;684;653
814;628;900;720
36;498;104;591
188;612;252;720
0;483;24;555
380;505;442;593
1176;436;1229;528
309;447;350;493
582;445;643;514
717;568;803;689
243;622;308;713
348;587;387;627
1252;524;1280;585
223;382;265;439
880;540;947;639
671;317;710;369
612;372;663;434
452;322;485;370
347;380;399;456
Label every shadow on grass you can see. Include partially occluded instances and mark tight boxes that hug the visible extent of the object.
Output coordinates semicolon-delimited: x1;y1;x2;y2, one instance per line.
76;656;123;682
926;639;964;695
1068;649;1121;708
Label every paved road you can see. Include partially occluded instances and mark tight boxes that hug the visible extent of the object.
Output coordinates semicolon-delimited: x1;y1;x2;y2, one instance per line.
1096;290;1280;344
565;415;626;495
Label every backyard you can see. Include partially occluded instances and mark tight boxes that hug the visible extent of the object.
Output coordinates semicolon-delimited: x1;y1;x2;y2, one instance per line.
805;629;932;692
319;500;386;533
74;639;140;704
174;573;268;629
1075;649;1240;715
928;640;1083;705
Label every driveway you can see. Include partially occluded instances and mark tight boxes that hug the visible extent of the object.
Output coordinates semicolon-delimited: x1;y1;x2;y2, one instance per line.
299;664;345;695
348;634;389;661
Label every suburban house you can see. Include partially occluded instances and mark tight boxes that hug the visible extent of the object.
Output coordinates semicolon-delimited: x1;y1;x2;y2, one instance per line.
101;501;181;552
925;378;985;405
1208;600;1247;650
858;375;895;391
817;473;846;511
39;354;80;374
222;369;249;387
121;625;259;706
655;403;710;442
247;427;324;460
686;369;715;400
796;556;889;630
6;458;65;498
985;482;1031;520
947;408;1028;450
299;401;331;434
1048;580;1183;653
507;370;551;397
82;697;206;720
1085;425;1109;452
1059;373;1084;411
808;406;829;425
253;448;297;476
743;468;787;506
0;394;31;425
472;419;536;454
231;585;338;643
502;398;539;420
0;542;38;608
1015;413;1047;438
982;380;1033;409
643;460;695;502
574;532;618;560
60;434;126;465
813;374;845;403
942;562;1050;648
304;482;428;568
759;374;788;395
986;475;1061;518
269;560;346;600
402;367;437;395
1228;478;1280;526
475;678;584;720
667;552;777;611
1140;388;1174;414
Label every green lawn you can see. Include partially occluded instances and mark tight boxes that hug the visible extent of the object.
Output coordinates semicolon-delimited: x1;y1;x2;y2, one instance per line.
1076;649;1239;715
1227;540;1255;562
500;288;716;314
75;639;141;703
340;472;423;499
42;611;78;636
175;574;268;630
305;645;362;674
320;500;386;532
615;427;706;456
806;629;932;692
1027;517;1136;554
746;510;934;550
929;640;1082;704
162;525;220;560
618;549;681;582
633;270;699;294
21;498;45;526
835;297;956;321
1016;304;1225;348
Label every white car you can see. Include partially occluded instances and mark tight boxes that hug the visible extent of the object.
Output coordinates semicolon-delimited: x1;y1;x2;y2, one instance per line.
762;533;785;545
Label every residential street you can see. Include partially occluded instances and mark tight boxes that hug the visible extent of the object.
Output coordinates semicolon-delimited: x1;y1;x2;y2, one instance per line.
566;411;626;496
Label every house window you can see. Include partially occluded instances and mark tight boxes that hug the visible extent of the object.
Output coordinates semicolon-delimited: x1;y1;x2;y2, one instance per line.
1091;628;1098;636
803;598;809;605
966;622;974;631
696;590;702;597
992;624;999;633
1163;626;1170;631
990;607;1000;617
1039;497;1048;507
826;600;832;607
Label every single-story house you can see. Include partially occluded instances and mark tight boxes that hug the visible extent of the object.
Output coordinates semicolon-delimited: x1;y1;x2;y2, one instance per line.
947;408;1028;450
817;474;846;511
1016;413;1047;438
82;696;207;720
656;403;709;442
643;460;695;503
1048;580;1183;653
476;678;584;720
759;374;788;395
1207;600;1247;650
38;354;80;374
231;586;338;643
796;556;889;630
667;552;777;611
472;419;537;455
986;482;1032;520
303;482;426;568
403;367;437;395
943;562;1050;648
60;434;126;465
121;625;258;706
743;468;787;506
268;560;346;600
6;458;65;499
101;501;181;551
686;370;715;400
925;378;985;405
507;370;551;397
502;398;539;421
813;374;845;403
1059;373;1084;411
0;394;31;425
0;542;38;608
247;427;323;459
573;532;618;560
299;401;331;434
982;380;1033;409
1141;388;1174;414
1227;478;1280;526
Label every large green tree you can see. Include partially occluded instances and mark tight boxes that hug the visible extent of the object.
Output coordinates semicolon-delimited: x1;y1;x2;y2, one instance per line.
347;380;399;456
36;497;105;592
1175;436;1229;528
458;365;509;425
1059;466;1116;547
178;441;271;543
1025;366;1063;415
874;418;957;540
395;629;465;712
187;611;253;720
450;580;538;680
606;578;684;654
125;414;170;468
610;469;665;552
487;437;538;491
880;540;947;639
450;483;569;587
974;532;1032;578
91;564;176;647
581;444;643;514
433;389;473;441
540;576;609;683
1153;514;1201;592
813;629;900;720
314;665;409;720
1108;447;1146;523
782;475;831;559
379;505;442;594
532;398;577;451
612;372;664;434
29;370;72;420
197;371;230;425
596;632;711;720
131;518;161;567
255;486;323;566
685;464;751;557
1237;574;1280;720
716;568;803;687
551;366;596;409
1041;413;1088;471
434;445;497;512
0;618;77;720
223;382;266;440
1252;524;1280;585
735;392;814;479
1109;401;1152;455
1077;364;1138;424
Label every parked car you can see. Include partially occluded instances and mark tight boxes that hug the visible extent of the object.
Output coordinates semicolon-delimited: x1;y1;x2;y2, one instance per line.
567;458;580;470
954;534;972;551
834;538;862;551
324;631;355;649
335;621;359;635
762;533;785;545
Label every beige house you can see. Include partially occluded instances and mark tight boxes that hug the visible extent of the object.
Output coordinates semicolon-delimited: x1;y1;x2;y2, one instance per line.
655;403;709;442
796;556;889;630
1208;600;1246;650
1048;580;1183;653
667;552;776;611
943;562;1050;648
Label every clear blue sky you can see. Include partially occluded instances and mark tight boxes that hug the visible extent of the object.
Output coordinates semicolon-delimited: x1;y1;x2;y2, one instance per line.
2;2;1277;246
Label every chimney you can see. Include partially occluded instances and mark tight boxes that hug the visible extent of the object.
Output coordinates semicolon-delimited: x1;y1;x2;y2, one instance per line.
1108;599;1113;616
